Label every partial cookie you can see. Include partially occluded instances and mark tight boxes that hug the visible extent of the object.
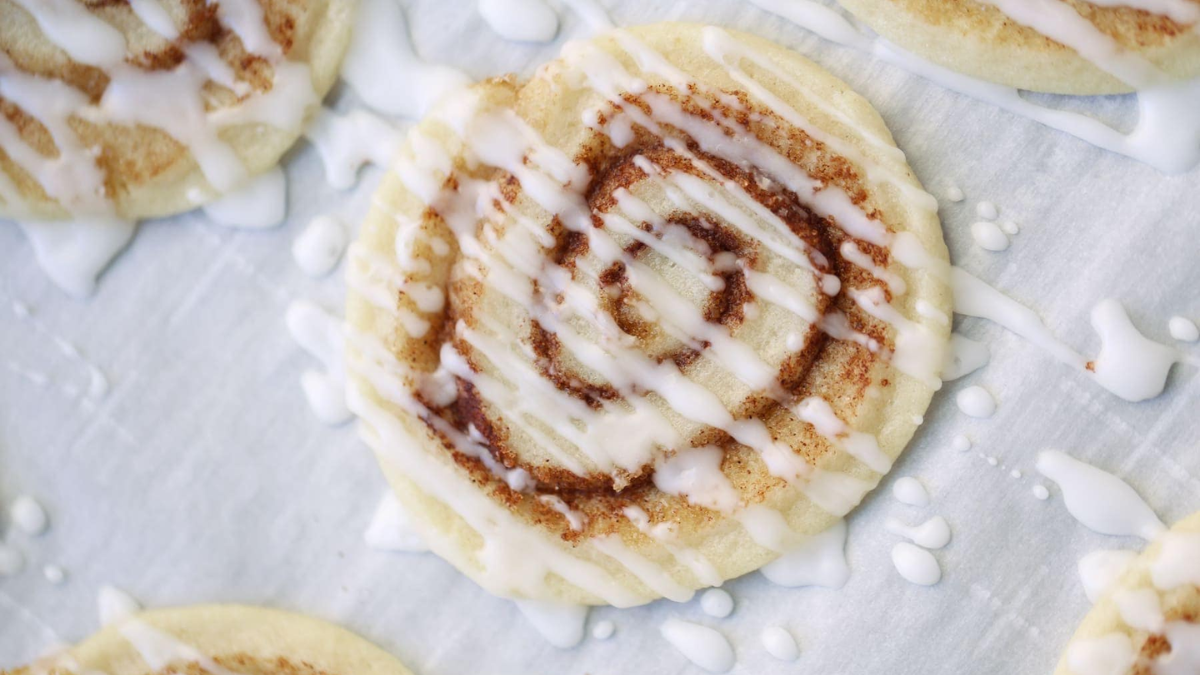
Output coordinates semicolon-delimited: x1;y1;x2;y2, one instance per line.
0;0;353;220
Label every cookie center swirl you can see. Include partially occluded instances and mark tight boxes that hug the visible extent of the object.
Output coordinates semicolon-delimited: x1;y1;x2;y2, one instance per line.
444;93;846;493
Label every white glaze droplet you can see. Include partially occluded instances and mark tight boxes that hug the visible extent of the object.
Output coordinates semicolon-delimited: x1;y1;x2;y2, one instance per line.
1078;549;1137;603
999;220;1020;235
660;618;736;673
761;626;800;661
892;477;930;506
11;495;48;535
942;333;990;381
364;492;429;552
1032;484;1050;501
885;515;951;549
975;201;998;220
515;600;589;649
952;435;971;452
943;185;964;202
0;544;24;576
200;168;287;229
1089;299;1180;402
1036;450;1166;540
890;542;941;585
760;520;849;589
97;584;141;626
955;385;996;418
970;221;1009;252
292;215;347;277
43;564;66;585
700;588;734;618
479;0;559;43
19;218;137;298
1167;316;1199;343
592;619;615;640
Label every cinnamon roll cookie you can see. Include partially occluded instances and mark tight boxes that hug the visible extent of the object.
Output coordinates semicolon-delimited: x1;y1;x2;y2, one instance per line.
1054;511;1200;675
0;0;353;220
837;0;1200;95
12;606;412;675
346;22;951;606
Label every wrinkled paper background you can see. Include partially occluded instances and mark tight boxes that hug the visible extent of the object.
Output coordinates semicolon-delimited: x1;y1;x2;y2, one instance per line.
2;1;1198;673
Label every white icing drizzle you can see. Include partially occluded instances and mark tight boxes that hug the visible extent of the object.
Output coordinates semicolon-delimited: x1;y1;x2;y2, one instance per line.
942;333;990;380
892;476;930;506
1112;587;1164;632
955;385;997;418
761;626;800;661
759;520;850;588
97;585;141;626
364;491;429;552
1150;531;1200;590
890;542;941;585
11;496;49;535
18;218;137;298
660;618;736;673
885;515;951;549
700;588;734;618
1066;633;1136;675
286;300;351;425
341;0;473;119
293;215;349;278
750;0;1200;172
1036;450;1166;540
514;599;589;648
200;168;287;230
1078;549;1137;603
479;0;559;43
119;620;239;675
304;108;404;190
1168;316;1200;342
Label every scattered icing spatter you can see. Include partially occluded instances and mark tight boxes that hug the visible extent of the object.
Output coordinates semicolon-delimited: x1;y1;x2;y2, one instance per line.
286;300;351;425
952;435;972;452
999;220;1020;235
18;218;137;298
970;221;1009;252
0;544;24;576
885;515;951;549
759;520;850;589
943;185;964;203
97;584;141;626
751;0;1200;172
199;168;287;229
1078;549;1138;603
1036;450;1166;540
890;542;941;586
761;626;800;661
479;0;560;43
1168;316;1199;343
975;202;998;220
42;564;65;585
942;334;990;381
304;108;404;190
363;492;429;552
1032;484;1050;501
660;618;736;673
700;588;734;618
11;495;48;535
341;0;472;119
592;619;615;640
952;269;1183;402
293;215;348;278
515;600;589;649
1089;299;1182;403
955;385;997;418
892;477;930;506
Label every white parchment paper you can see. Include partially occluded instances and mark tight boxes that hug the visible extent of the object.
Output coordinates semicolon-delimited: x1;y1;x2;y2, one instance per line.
2;1;1198;673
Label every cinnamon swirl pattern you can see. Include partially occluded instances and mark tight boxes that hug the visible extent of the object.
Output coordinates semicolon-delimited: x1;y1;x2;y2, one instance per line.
346;23;951;606
837;0;1200;95
12;606;413;675
1054;511;1200;675
0;0;352;221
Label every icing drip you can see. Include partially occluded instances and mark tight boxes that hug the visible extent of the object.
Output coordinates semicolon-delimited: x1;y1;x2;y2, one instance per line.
18;218;137;298
892;477;930;506
1150;531;1200;590
1078;549;1137;603
751;0;1200;172
97;585;141;626
293;216;349;278
890;542;941;586
1036;450;1166;540
885;515;951;549
1168;316;1200;342
761;626;800;661
286;301;351;425
942;333;990;381
11;496;48;535
479;0;560;43
700;588;734;618
304;108;404;190
970;221;1009;252
341;0;473;119
955;385;997;418
119;620;240;675
759;520;850;588
514;600;589;648
592;620;615;639
200;168;287;230
364;492;429;552
660;618;736;673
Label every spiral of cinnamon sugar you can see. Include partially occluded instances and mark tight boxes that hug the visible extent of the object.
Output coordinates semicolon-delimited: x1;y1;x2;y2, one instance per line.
837;0;1200;95
347;23;951;607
